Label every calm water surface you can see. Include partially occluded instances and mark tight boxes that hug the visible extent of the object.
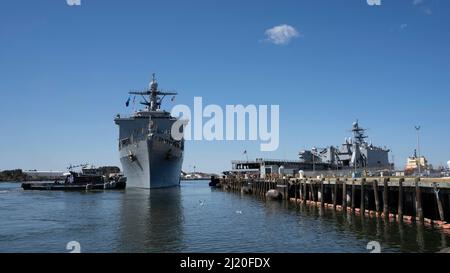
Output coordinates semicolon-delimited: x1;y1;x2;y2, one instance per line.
0;181;449;253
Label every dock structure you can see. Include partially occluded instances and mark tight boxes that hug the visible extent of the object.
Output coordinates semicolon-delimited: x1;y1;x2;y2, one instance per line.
214;177;450;229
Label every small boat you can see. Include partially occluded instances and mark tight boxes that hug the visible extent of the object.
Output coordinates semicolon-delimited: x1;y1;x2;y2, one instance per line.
21;165;126;191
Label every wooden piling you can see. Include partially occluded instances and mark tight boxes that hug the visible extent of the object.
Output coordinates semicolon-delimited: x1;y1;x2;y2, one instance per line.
433;183;445;222
309;180;313;202
373;179;380;214
298;180;302;202
320;179;325;207
309;180;316;202
342;179;347;210
383;178;389;218
351;180;356;211
398;178;404;221
285;180;289;201
302;180;307;204
361;178;366;215
415;178;424;223
333;179;338;210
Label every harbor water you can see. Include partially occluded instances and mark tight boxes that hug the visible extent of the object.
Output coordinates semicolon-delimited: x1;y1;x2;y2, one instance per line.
0;181;449;253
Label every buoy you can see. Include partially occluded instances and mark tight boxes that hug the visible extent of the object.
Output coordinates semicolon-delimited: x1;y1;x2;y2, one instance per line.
265;189;282;201
437;247;450;253
403;215;413;222
241;186;252;194
433;220;446;227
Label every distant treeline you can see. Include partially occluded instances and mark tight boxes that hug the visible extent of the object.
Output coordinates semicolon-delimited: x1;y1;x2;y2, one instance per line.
0;169;28;182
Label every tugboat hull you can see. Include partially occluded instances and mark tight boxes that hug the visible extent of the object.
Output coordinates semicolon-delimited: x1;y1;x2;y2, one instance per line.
21;179;126;191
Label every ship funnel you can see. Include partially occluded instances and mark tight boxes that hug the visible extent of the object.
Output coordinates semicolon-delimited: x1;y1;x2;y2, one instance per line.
447;160;450;169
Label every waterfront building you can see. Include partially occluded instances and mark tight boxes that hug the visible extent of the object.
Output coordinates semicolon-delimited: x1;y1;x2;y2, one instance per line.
405;149;429;174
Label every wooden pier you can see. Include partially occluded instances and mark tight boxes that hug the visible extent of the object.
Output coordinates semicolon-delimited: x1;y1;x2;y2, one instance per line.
213;177;450;229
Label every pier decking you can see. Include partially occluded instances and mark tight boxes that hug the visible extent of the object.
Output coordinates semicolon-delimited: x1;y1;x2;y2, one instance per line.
214;177;450;229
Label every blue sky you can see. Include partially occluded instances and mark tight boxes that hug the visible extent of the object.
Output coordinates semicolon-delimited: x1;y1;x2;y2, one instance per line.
0;0;449;173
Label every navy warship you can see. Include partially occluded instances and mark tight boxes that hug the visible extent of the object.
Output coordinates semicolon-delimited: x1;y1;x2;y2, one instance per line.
114;74;184;188
299;120;391;169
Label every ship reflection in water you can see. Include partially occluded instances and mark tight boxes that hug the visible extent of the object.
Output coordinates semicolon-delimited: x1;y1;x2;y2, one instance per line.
118;187;183;252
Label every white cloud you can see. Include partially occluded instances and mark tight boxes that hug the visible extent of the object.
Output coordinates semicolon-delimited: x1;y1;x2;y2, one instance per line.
422;7;432;15
389;23;408;33
412;0;433;15
264;24;300;45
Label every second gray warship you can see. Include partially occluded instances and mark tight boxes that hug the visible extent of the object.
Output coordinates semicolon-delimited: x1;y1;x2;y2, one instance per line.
299;120;391;169
114;74;184;188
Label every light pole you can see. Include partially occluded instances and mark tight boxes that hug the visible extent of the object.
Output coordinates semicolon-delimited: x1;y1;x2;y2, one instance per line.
415;126;421;177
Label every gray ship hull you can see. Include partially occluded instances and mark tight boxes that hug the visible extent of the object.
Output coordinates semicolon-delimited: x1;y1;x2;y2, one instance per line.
119;137;183;189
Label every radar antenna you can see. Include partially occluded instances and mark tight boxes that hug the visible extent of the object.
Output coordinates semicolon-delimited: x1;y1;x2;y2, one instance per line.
128;73;178;111
352;120;368;144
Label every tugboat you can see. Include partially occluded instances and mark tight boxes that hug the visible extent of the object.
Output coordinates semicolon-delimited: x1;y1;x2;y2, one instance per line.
21;164;126;191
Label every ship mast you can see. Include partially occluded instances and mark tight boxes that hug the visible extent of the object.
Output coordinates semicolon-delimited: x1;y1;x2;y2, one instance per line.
149;73;157;111
129;73;178;111
352;120;368;145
